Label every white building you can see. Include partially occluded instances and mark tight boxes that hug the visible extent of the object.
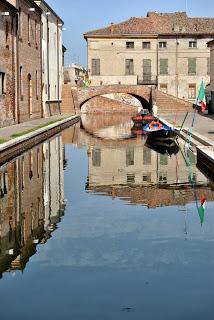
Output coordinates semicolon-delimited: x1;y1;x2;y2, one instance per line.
35;0;64;117
64;63;86;86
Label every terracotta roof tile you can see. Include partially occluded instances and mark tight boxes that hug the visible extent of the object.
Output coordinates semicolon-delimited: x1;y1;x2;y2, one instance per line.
84;12;214;37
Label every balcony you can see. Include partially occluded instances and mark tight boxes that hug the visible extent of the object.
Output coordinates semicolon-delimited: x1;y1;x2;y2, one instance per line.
137;75;158;85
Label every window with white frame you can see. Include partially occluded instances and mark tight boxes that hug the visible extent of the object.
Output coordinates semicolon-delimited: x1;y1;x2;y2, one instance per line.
189;41;197;48
159;41;167;49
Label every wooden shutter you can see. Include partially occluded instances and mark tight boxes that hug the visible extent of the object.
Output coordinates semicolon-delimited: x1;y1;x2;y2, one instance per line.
160;59;168;74
188;58;196;74
92;59;100;75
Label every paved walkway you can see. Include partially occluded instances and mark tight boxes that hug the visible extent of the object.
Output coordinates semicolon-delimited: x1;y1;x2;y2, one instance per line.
0;114;73;140
160;111;214;140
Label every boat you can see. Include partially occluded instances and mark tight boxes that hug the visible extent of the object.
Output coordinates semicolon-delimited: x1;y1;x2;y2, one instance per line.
143;121;178;141
132;109;155;126
131;125;147;136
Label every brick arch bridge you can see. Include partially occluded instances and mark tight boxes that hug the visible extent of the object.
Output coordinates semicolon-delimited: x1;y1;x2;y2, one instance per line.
75;85;152;110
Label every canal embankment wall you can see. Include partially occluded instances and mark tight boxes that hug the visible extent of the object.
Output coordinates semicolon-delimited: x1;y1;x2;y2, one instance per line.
0;115;80;165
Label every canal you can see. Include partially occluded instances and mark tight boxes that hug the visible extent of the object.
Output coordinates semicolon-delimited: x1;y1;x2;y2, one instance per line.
0;114;214;319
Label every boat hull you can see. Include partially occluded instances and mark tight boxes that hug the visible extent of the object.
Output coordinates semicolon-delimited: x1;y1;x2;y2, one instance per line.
144;123;178;141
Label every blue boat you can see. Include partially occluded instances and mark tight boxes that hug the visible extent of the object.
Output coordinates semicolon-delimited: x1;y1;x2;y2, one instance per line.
144;121;178;141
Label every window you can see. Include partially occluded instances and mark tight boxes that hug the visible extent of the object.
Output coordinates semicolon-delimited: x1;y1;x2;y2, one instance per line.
207;57;210;75
0;72;6;95
92;59;100;75
36;70;38;100
126;41;134;49
159;173;167;184
188;84;196;99
188;58;196;75
28;14;30;42
125;59;134;75
5;21;9;44
127;174;135;184
20;66;23;99
160;83;168;94
18;7;22;38
189;41;197;48
159;41;167;49
142;42;151;49
126;148;134;166
142;173;151;182
143;147;151;165
160;59;168;75
92;148;101;166
35;20;37;45
160;154;168;165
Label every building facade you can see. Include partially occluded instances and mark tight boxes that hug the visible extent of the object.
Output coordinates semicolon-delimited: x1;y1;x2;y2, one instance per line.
35;0;64;117
0;0;18;127
7;0;42;122
84;12;214;102
207;40;214;113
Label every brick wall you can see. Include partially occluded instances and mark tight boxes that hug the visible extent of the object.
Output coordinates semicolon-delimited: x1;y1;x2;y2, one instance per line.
0;3;17;127
16;0;42;122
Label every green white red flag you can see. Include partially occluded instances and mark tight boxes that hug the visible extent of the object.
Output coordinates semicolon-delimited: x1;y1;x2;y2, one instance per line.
197;80;206;112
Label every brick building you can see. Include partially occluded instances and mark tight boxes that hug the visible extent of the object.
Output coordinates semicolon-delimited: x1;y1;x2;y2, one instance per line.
7;0;42;122
84;12;214;102
0;0;18;127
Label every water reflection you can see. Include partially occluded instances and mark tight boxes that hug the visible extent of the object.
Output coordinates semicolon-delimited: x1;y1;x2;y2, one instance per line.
73;115;213;208
0;136;64;278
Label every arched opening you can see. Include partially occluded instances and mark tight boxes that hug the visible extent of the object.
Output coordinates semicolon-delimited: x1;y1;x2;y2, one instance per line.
28;74;32;117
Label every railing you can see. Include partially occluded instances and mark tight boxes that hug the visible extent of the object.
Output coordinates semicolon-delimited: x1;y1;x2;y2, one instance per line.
137;75;158;85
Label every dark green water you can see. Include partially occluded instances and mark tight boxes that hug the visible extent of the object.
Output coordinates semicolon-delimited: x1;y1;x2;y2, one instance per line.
0;117;214;320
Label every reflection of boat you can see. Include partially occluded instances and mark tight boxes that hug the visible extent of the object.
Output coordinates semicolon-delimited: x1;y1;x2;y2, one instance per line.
132;110;155;126
131;126;147;135
145;139;179;156
144;122;178;141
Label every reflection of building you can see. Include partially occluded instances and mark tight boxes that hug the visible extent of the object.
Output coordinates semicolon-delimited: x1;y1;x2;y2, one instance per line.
87;144;213;207
43;136;64;234
0;135;65;278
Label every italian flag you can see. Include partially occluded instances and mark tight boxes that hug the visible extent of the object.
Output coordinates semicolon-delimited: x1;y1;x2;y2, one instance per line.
197;80;206;113
197;194;206;225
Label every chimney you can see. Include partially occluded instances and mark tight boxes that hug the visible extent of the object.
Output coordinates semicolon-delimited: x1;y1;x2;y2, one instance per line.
110;22;114;33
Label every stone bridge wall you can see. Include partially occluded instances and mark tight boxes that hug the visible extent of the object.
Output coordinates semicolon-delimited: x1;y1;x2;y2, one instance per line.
156;90;193;114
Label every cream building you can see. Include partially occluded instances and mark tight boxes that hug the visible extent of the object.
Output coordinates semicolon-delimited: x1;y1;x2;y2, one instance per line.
35;0;63;117
84;12;214;102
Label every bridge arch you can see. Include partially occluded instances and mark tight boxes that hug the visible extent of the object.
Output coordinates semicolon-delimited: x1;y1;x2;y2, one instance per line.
75;85;152;111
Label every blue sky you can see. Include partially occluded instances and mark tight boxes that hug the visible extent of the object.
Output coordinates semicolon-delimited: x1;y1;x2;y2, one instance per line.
47;0;214;67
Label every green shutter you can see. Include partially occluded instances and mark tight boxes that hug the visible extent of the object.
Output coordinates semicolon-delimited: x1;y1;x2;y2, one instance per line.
160;59;168;74
188;58;196;75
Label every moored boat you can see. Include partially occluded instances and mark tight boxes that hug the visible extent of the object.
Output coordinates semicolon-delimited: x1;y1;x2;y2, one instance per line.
132;110;155;126
143;121;178;141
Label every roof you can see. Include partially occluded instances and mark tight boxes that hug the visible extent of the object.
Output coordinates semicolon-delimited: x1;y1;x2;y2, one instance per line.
0;0;18;13
84;12;214;39
34;0;64;24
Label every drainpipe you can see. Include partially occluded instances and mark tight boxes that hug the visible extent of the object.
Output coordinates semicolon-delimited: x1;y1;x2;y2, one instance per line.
16;11;20;123
57;20;61;114
176;35;179;97
47;16;50;115
156;38;159;89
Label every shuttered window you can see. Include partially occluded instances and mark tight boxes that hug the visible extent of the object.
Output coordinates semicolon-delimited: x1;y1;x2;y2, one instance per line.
126;148;134;166
91;59;100;75
125;59;134;75
143;59;151;80
207;57;210;75
188;58;196;75
160;59;168;74
92;148;101;166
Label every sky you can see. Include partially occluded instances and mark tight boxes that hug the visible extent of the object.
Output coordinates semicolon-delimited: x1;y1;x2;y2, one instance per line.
47;0;214;67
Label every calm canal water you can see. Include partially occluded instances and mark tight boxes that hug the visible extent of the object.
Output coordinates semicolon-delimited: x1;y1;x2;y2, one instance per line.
0;114;214;320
